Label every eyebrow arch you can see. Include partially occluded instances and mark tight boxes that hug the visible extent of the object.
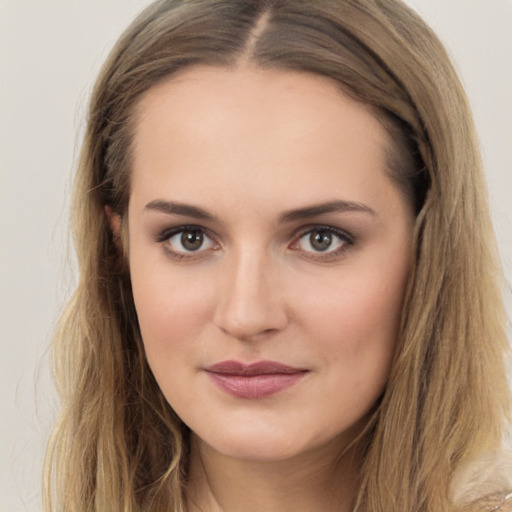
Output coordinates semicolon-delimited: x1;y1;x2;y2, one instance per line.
279;200;376;223
144;199;375;223
144;199;218;222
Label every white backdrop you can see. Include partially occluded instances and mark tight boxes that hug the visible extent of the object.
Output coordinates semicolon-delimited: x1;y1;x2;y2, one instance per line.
1;1;511;510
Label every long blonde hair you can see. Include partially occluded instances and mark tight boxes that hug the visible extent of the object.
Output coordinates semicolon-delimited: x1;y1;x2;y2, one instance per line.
44;1;511;511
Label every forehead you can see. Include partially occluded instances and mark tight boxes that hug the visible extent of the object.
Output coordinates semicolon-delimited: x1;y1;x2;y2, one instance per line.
129;66;397;215
133;65;381;141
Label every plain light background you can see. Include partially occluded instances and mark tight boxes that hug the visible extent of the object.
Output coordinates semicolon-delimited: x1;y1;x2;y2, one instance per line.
1;1;511;510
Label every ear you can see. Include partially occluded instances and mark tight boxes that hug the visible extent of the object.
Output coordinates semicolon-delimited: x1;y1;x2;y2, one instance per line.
105;206;129;272
105;205;122;242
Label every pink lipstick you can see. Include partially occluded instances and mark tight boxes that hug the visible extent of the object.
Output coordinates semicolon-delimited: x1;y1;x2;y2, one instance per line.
204;360;308;399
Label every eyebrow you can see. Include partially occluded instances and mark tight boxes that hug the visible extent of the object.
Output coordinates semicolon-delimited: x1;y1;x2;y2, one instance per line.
144;198;375;223
279;200;376;223
144;200;218;221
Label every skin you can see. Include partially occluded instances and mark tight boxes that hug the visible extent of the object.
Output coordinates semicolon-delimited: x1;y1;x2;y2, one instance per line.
125;66;415;511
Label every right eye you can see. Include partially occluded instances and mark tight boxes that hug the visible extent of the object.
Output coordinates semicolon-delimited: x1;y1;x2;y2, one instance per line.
157;226;217;257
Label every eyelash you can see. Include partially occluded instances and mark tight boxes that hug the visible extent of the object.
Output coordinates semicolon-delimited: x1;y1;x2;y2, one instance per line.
155;224;354;261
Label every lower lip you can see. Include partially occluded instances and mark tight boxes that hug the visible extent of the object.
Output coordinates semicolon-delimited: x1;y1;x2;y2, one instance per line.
206;372;307;399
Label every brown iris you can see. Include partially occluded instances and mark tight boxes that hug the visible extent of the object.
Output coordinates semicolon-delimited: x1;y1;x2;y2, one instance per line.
310;230;333;251
181;230;204;251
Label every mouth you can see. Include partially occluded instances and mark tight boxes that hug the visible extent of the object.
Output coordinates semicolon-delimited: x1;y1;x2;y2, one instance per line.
204;360;309;399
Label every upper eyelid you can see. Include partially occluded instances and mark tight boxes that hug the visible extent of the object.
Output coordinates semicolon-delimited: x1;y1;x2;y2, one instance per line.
155;224;214;242
292;224;354;242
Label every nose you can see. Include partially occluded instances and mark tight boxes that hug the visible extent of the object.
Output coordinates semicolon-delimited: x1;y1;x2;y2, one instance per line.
213;249;289;341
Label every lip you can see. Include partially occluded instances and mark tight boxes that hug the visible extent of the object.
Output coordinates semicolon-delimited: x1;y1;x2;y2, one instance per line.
204;360;309;399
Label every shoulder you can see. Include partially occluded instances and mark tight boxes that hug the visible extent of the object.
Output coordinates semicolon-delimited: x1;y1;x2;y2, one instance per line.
479;492;512;511
452;450;512;510
496;492;512;511
457;492;512;511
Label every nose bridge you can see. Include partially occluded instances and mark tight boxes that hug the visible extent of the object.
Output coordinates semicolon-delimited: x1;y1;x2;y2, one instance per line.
214;244;287;339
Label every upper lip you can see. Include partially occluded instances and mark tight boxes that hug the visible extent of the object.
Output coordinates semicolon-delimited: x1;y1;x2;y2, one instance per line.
205;360;307;376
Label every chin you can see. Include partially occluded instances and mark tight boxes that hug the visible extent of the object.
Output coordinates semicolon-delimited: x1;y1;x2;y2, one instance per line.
207;438;309;462
192;421;352;464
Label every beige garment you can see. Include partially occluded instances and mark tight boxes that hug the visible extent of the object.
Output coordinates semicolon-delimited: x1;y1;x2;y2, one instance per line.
452;450;512;510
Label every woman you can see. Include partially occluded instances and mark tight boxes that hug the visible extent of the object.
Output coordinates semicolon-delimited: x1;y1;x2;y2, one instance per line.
44;1;512;510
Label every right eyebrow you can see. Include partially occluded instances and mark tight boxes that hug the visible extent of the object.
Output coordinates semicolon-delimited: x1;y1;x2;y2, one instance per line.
144;199;218;222
279;200;376;223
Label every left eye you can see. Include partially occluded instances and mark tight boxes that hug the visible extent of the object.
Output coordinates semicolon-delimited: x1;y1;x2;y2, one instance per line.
165;228;215;253
295;227;351;253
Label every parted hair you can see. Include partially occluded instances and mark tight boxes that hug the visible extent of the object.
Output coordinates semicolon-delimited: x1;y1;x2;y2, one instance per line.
44;1;511;511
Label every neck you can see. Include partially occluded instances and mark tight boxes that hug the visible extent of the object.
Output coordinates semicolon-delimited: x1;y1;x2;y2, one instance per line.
185;434;362;512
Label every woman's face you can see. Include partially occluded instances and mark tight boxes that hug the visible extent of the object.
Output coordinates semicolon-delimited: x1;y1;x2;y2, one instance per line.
127;66;415;462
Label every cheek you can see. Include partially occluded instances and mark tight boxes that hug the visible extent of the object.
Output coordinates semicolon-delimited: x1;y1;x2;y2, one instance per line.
295;262;406;341
130;259;215;363
343;275;405;340
291;260;408;389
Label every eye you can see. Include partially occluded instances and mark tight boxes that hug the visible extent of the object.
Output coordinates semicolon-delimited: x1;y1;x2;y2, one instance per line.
157;226;217;256
291;226;353;257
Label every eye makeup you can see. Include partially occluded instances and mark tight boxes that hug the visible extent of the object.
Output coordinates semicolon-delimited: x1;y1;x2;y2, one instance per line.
153;222;356;264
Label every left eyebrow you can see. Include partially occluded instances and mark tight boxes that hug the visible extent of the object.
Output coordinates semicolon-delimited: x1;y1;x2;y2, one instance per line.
144;199;218;222
279;200;376;223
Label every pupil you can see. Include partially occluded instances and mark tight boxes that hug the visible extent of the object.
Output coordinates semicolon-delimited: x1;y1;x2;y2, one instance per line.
181;230;203;251
310;231;332;251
